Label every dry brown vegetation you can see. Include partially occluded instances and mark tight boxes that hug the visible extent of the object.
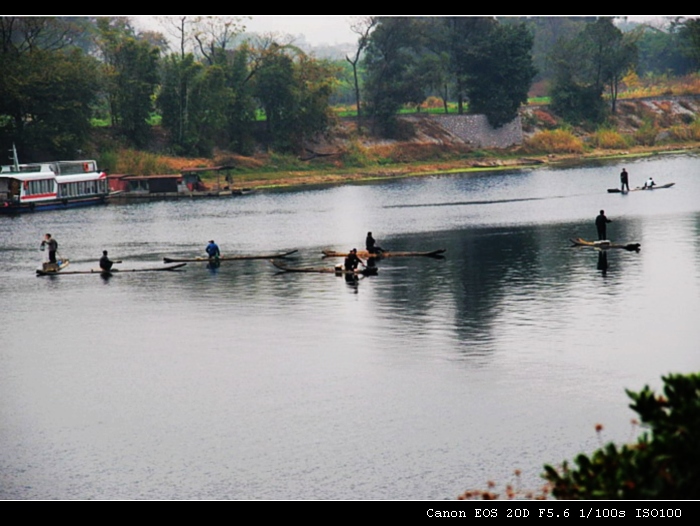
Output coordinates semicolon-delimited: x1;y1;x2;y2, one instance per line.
99;94;700;190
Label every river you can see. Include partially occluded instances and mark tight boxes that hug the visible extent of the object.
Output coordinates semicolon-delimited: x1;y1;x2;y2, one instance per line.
1;153;699;500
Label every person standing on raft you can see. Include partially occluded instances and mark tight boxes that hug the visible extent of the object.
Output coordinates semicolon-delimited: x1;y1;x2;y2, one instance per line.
596;210;612;240
620;168;630;192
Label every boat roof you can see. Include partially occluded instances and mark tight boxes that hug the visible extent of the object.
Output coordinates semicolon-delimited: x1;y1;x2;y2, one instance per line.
181;165;235;174
119;174;183;181
1;160;99;176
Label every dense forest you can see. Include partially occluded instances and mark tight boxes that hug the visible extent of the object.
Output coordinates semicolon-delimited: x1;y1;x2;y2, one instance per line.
1;16;699;163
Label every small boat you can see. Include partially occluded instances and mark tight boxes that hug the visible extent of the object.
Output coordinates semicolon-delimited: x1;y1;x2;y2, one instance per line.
1;144;109;214
270;259;378;276
570;238;640;251
164;249;298;263
37;262;186;276
607;182;675;193
321;248;446;259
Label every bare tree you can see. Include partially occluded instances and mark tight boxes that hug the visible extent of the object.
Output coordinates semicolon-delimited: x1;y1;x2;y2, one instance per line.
192;15;249;64
156;16;192;58
346;16;377;127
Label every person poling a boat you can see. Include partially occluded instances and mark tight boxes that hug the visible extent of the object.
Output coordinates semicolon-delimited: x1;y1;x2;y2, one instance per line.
40;233;58;264
595;210;612;241
99;250;114;272
205;240;220;259
620;168;630;192
344;248;366;271
365;232;384;255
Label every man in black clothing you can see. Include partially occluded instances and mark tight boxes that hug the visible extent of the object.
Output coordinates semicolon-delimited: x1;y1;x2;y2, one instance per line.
99;250;114;271
596;210;612;240
365;232;383;255
620;168;630;192
344;248;365;271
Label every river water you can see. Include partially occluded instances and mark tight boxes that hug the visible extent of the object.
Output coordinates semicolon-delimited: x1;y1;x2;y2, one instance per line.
1;153;699;500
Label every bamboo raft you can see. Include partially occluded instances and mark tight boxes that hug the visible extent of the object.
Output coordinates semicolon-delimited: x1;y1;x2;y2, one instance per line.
570;238;641;251
321;248;446;259
37;262;187;276
164;249;298;263
270;259;378;276
607;182;675;193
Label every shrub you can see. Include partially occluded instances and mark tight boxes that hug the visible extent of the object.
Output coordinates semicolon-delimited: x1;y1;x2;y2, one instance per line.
633;121;660;147
591;129;631;149
522;129;584;154
543;373;700;500
667;124;695;142
340;140;376;167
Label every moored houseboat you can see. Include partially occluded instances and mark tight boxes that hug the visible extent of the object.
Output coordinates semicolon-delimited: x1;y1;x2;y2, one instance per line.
0;146;109;214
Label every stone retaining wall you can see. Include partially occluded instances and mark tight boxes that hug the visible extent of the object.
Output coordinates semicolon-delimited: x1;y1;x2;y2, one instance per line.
430;114;523;149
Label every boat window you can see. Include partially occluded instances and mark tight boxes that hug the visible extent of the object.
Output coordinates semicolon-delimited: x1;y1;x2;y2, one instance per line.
19;164;42;173
56;161;96;176
26;179;54;196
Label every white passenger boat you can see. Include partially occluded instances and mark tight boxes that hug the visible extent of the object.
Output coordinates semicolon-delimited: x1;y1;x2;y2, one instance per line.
1;145;109;214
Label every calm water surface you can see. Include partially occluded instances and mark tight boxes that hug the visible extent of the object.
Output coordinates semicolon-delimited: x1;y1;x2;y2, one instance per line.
1;154;699;499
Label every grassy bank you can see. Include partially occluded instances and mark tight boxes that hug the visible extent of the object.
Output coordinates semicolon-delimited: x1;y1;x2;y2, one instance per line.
96;92;700;192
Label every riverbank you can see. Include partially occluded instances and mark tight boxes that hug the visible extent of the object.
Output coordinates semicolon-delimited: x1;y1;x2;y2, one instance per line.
206;96;700;191
227;143;700;192
99;95;700;193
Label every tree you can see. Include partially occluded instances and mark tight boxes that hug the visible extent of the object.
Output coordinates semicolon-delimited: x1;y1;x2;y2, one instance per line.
363;17;428;136
253;44;339;152
550;17;636;123
346;16;377;127
0;17;100;159
544;372;700;499
676;17;700;69
634;20;695;76
445;17;498;115
158;53;226;156
226;44;257;155
191;15;249;65
580;17;637;114
465;22;536;128
96;18;160;147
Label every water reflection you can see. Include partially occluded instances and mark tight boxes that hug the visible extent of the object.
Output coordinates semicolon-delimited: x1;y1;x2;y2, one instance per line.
597;251;609;275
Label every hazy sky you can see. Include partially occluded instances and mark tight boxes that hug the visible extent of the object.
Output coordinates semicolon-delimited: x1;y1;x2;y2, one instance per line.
127;15;685;47
129;15;359;46
244;15;358;45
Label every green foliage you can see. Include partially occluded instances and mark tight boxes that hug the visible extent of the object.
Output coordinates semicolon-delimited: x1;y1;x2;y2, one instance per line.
465;22;537;128
158;54;233;156
544;373;700;500
677;17;700;68
635;22;695;76
363;18;428;136
634;119;660;146
253;45;339;153
364;17;536;135
0;47;100;159
109;35;160;147
550;78;607;124
550;17;637;123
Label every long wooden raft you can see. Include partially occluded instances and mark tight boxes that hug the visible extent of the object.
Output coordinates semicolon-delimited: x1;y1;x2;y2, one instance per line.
37;262;187;276
321;248;445;259
270;259;377;275
164;249;297;263
607;182;675;193
570;238;641;251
